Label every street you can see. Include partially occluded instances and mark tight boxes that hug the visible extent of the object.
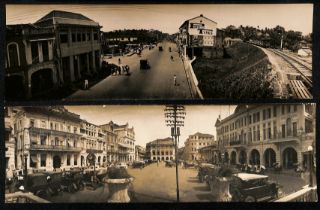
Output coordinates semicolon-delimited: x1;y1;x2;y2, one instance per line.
66;41;193;100
44;163;307;203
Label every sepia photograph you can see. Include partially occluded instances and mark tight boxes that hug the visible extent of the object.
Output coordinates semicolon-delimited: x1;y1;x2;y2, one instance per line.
4;104;317;203
5;4;313;101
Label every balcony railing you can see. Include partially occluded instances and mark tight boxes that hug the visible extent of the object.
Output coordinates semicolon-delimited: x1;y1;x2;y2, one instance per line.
5;192;50;203
86;148;103;154
229;140;242;146
30;144;82;152
275;186;317;202
29;127;81;137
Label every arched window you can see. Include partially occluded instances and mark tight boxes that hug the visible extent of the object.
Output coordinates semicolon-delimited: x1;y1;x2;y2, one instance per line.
7;42;20;67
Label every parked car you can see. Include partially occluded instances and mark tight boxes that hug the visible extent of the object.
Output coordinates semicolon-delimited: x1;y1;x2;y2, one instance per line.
165;160;176;168
23;173;55;197
116;162;128;169
140;59;151;70
197;163;216;183
132;161;145;169
230;173;280;202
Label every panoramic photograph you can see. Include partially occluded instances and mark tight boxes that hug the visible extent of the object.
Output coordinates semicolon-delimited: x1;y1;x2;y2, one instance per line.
5;104;317;202
5;4;313;101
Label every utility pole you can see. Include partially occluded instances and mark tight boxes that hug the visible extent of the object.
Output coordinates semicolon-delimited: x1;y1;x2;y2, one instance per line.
165;105;186;202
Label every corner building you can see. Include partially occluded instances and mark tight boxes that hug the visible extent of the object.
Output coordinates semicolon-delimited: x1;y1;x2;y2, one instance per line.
215;104;315;169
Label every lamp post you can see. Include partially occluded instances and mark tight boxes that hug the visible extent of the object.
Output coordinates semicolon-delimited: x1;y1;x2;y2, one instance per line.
307;146;314;187
164;105;186;202
23;144;30;187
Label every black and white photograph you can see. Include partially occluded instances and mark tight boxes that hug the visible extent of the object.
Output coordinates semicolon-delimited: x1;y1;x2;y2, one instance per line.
4;104;317;203
5;4;313;101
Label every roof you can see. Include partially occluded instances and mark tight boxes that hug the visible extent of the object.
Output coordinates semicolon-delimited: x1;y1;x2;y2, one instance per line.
35;10;100;27
147;137;174;146
179;14;217;29
192;132;214;138
234;173;268;181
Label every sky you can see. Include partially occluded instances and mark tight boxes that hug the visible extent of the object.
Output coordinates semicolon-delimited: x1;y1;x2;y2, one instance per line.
65;105;236;148
6;4;313;35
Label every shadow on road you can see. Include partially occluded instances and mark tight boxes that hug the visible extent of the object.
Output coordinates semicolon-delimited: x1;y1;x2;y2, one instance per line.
195;193;216;201
193;186;211;192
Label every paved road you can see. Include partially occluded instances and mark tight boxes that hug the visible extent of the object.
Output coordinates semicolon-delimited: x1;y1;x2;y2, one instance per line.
66;41;193;100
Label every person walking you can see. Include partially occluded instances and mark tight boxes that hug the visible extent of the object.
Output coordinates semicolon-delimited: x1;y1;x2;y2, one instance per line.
118;58;121;65
173;75;177;86
84;79;89;90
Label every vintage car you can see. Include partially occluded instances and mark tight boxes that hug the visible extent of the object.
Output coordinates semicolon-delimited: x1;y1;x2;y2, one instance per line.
165;160;176;168
197;163;216;183
115;162;128;169
132;161;145;169
23;173;56;197
229;173;280;202
140;59;151;70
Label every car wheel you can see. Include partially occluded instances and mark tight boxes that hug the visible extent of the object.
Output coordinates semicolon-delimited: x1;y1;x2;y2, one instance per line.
244;195;256;202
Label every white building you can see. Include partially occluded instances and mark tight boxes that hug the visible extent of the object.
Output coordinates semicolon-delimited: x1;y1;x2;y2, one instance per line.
215;104;315;169
146;137;175;161
183;132;215;161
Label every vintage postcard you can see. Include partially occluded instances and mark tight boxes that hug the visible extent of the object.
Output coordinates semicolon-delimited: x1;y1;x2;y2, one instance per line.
5;4;313;101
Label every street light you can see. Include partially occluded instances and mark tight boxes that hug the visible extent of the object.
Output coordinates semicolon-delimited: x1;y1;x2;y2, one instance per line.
307;146;314;187
164;105;186;202
24;144;30;187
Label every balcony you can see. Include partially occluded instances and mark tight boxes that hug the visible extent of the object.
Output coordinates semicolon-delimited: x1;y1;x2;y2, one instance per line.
86;148;104;154
5;192;50;203
29;127;81;138
30;144;82;152
268;135;300;144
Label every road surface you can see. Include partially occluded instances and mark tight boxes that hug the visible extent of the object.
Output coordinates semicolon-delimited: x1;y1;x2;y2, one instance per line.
66;41;193;100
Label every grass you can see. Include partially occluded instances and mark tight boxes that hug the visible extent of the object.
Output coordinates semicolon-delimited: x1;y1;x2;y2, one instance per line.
193;42;273;99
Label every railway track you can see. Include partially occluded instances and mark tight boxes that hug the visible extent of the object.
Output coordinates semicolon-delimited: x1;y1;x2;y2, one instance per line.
269;49;312;88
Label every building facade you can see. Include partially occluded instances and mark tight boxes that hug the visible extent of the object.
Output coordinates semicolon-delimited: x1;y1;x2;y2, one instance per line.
215;104;315;169
79;120;107;167
198;144;219;163
183;132;215;161
5;10;102;99
135;145;146;161
10;107;83;172
146;137;175;161
5;107;16;170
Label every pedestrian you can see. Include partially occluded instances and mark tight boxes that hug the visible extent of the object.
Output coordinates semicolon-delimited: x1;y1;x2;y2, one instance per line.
84;79;89;90
170;55;174;61
173;75;177;86
118;58;121;65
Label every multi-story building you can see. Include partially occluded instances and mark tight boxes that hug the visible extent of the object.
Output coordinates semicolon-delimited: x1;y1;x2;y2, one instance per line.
5;107;16;170
79;120;107;167
183;132;215;161
5;10;102;99
146;137;175;161
100;122;119;163
10;107;83;172
100;121;135;162
179;14;218;48
215;104;315;169
135;145;146;161
198;144;219;163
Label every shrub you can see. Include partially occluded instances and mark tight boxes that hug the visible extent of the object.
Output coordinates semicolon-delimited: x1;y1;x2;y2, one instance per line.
107;167;131;179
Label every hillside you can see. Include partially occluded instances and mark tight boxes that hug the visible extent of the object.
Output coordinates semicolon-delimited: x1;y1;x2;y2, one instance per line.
192;42;274;99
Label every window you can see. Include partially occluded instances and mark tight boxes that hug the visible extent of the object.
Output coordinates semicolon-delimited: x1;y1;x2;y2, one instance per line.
30;119;35;128
273;121;277;138
294;105;297;112
40;135;46;145
41;154;46;167
263;124;266;140
94;33;98;40
72;33;76;42
87;33;91;41
41;121;46;128
282;124;286;138
67;155;71;166
82;33;86;42
31;42;39;64
7;43;20;67
30;154;37;168
281;105;285;115
74;155;78;165
273;106;277;117
293;122;297;136
60;33;68;43
257;125;260;141
268;123;272;139
41;41;49;61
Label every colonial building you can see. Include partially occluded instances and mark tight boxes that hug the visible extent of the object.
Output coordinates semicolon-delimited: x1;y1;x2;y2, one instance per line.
183;132;215;161
79;120;107;167
10;107;83;172
215;104;315;169
179;14;218;47
198;144;219;163
100;122;119;163
146;137;175;161
135;145;146;161
100;121;135;162
5;10;102;99
5;107;16;170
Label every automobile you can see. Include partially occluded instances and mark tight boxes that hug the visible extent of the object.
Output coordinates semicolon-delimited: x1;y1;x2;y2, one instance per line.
140;59;151;70
165;160;176;168
229;173;280;202
116;162;128;169
159;46;163;51
23;173;56;197
197;163;216;183
132;161;145;169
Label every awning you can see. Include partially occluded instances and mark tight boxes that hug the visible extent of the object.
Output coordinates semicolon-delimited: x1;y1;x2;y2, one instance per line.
30;156;38;163
117;143;131;149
